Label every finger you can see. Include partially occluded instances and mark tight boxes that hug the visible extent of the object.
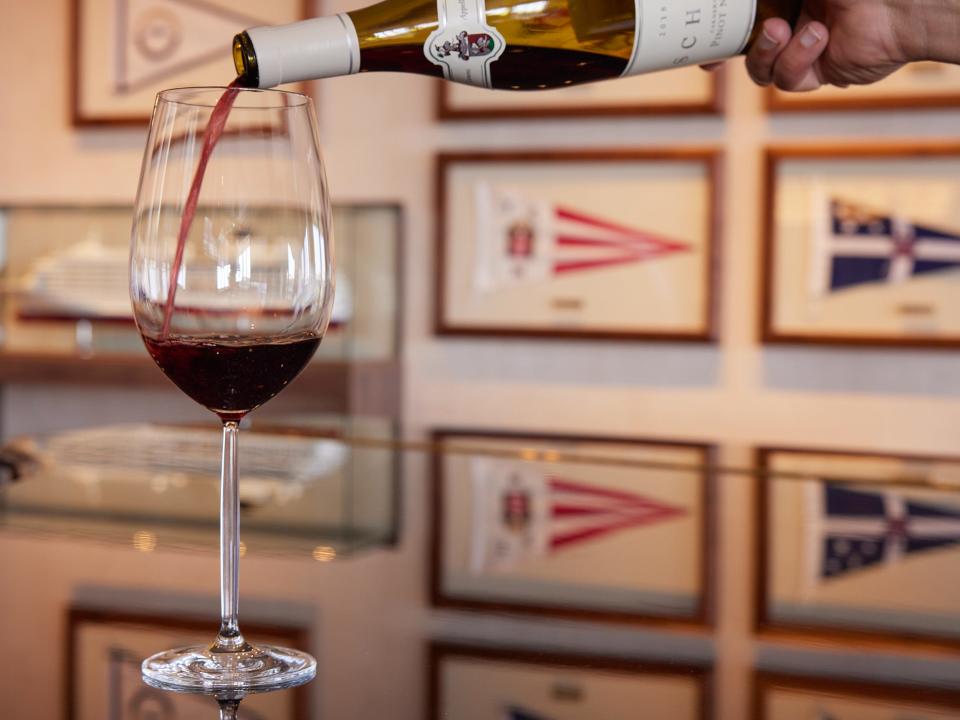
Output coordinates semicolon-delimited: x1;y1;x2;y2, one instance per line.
699;61;725;72
745;17;792;86
772;21;828;91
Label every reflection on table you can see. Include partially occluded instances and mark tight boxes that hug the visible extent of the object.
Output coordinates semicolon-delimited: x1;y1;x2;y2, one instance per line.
0;417;399;558
1;421;958;719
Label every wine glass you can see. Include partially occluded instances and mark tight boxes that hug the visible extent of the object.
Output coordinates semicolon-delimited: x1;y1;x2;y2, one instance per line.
130;87;333;692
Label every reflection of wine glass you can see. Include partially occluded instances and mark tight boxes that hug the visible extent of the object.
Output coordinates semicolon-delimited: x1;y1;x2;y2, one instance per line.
131;87;333;692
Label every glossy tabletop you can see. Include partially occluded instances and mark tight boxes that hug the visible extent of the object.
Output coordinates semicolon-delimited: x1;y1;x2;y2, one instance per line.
0;419;958;719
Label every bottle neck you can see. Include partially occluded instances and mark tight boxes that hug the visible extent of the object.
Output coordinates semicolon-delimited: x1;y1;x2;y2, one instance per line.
347;0;443;78
349;0;438;52
235;15;362;88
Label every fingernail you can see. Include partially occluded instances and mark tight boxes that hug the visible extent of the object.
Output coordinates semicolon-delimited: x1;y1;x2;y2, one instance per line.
757;29;779;51
799;25;823;49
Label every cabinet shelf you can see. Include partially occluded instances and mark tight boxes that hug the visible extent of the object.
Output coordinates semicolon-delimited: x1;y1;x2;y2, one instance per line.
0;352;400;416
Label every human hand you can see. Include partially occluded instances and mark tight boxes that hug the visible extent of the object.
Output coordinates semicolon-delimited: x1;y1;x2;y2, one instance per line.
742;0;959;91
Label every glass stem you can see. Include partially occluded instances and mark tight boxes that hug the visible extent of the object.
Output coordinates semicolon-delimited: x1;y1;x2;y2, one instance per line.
212;420;249;654
218;698;241;719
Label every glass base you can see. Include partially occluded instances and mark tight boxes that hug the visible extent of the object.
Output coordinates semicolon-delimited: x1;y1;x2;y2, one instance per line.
142;644;317;693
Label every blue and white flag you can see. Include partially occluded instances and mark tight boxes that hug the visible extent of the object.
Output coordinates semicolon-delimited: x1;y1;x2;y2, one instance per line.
809;483;960;583
812;198;960;295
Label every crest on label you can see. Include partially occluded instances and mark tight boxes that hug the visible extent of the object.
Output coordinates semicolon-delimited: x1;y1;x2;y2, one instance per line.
431;30;498;61
425;3;506;89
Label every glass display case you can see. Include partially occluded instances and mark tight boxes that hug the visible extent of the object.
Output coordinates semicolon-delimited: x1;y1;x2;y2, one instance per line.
0;416;398;558
0;204;402;416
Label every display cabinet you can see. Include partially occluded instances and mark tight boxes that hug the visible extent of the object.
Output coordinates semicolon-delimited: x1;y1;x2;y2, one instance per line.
0;416;398;558
0;203;403;417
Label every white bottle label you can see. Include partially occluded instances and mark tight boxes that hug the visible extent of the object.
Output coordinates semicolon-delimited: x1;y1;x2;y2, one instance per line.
424;0;506;88
422;0;756;87
624;0;758;75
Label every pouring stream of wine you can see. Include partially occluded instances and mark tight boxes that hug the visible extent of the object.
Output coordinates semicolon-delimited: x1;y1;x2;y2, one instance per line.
160;80;242;338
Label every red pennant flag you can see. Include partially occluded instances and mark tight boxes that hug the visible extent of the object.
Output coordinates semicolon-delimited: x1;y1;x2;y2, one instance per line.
471;457;688;573
474;185;692;292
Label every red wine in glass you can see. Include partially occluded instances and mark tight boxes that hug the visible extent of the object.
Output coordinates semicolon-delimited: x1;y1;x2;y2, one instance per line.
143;333;321;422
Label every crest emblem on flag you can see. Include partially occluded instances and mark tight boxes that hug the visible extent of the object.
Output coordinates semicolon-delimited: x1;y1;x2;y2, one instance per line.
807;482;960;585
811;197;960;295
473;184;692;293
470;457;687;574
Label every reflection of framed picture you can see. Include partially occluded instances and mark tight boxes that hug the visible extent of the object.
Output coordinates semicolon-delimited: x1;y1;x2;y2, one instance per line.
430;430;715;626
430;643;711;720
72;0;307;125
754;672;960;720
768;62;960;111
761;144;960;347
438;67;723;119
436;151;720;341
66;607;310;719
755;447;960;650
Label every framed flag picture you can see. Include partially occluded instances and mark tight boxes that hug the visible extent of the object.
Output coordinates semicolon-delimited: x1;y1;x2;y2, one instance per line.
435;150;720;341
437;66;723;119
71;0;307;125
754;672;960;720
66;606;309;719
755;446;960;650
767;62;960;112
761;144;960;347
429;643;711;720
430;430;715;626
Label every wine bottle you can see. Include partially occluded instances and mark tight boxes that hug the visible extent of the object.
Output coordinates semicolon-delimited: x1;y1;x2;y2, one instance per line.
233;0;801;91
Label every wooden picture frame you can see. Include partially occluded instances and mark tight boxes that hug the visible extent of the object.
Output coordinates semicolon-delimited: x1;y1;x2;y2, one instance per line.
753;671;960;720
437;66;724;120
65;606;310;719
436;150;721;341
760;144;960;347
429;643;712;720
430;429;716;627
755;446;960;651
71;0;310;126
766;61;960;112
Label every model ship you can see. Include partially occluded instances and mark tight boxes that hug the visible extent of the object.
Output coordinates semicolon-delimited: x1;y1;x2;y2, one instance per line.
17;239;352;326
11;424;349;509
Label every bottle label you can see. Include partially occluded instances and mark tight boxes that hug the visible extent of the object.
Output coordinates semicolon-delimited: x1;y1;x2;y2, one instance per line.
424;0;506;88
624;0;758;75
